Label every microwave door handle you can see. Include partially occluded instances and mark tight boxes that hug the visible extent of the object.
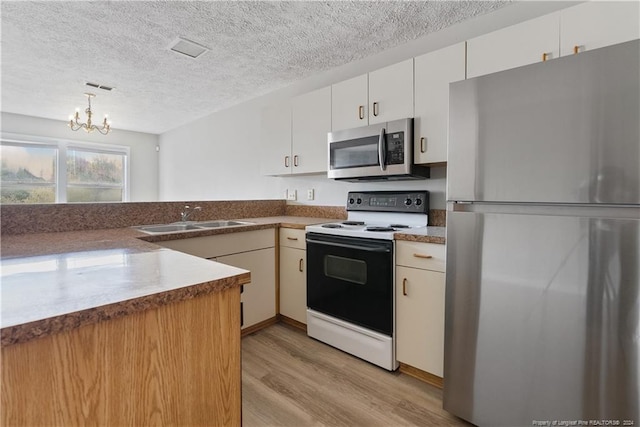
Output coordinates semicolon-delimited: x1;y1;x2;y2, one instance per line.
378;127;387;171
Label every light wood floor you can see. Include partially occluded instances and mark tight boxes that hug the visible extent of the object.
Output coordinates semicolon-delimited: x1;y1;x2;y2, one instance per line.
242;323;471;427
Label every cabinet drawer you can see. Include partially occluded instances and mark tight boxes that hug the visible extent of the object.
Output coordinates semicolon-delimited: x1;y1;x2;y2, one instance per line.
396;241;445;272
279;228;306;250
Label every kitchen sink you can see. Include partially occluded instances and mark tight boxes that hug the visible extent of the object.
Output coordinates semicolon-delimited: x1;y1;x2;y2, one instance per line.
195;220;252;228
136;223;203;233
134;220;254;234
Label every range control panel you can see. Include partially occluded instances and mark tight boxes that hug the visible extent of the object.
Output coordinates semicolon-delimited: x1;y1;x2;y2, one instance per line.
346;191;429;214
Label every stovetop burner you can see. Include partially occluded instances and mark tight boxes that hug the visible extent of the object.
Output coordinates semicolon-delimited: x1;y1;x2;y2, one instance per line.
342;221;365;226
322;224;343;229
366;226;396;232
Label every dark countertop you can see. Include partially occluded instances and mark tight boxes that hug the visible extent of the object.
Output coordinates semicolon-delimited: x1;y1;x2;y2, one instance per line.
0;216;335;346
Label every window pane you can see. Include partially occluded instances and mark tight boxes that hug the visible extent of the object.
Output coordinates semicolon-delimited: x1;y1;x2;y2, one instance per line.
67;149;124;185
1;144;57;204
67;187;123;203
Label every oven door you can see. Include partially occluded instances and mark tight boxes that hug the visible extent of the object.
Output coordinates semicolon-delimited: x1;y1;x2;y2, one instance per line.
306;232;394;336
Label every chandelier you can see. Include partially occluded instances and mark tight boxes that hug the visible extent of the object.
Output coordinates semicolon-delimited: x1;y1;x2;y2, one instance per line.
68;93;111;135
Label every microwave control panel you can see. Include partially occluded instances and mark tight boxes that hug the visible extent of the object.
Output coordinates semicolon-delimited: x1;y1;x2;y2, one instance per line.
386;132;405;165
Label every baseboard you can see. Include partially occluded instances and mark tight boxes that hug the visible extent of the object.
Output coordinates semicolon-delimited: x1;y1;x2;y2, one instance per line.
278;314;307;332
399;362;444;389
241;316;279;337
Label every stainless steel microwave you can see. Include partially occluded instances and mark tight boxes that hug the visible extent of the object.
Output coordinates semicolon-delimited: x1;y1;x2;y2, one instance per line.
327;118;429;181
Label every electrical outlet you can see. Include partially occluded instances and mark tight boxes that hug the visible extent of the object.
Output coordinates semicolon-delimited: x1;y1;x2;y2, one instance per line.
307;189;315;201
287;189;297;201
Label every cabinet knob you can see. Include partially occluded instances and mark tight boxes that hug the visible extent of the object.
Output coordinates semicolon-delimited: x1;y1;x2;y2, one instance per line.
420;137;426;153
413;253;433;259
299;258;304;272
573;45;581;55
293;155;299;167
284;156;290;167
372;102;379;117
358;105;365;120
402;278;408;296
542;52;550;62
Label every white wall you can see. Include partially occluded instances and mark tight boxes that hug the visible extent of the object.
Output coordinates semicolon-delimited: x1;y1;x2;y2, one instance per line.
158;1;578;208
1;112;159;201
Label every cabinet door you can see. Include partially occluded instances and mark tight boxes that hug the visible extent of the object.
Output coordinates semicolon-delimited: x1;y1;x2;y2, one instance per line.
291;86;331;174
279;246;306;324
396;266;445;377
218;247;276;329
260;102;292;176
368;59;414;125
331;74;368;131
560;1;640;57
414;43;466;164
467;13;560;79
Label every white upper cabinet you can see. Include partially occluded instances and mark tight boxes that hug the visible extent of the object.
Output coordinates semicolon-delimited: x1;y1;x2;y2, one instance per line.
368;59;414;125
560;1;640;57
414;43;466;165
466;13;560;79
260;101;291;176
291;86;332;174
331;74;368;131
261;86;330;176
331;59;414;131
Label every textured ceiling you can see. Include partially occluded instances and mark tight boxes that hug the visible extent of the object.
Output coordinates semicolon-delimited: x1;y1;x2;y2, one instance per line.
1;1;509;135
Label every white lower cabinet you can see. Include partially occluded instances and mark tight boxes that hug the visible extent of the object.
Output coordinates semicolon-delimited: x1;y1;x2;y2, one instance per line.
158;229;276;330
395;241;446;377
218;248;276;329
279;228;307;324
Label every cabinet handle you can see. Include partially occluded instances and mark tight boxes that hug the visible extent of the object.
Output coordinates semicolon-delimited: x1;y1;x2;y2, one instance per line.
299;258;304;272
284;156;290;167
358;105;365;120
372;102;379;117
573;45;580;55
293;155;299;167
413;253;433;259
420;137;426;153
542;52;550;62
402;278;408;296
287;237;298;241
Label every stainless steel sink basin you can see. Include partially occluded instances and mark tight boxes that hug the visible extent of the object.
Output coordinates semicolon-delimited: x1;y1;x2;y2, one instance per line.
134;220;254;234
136;223;202;233
195;220;253;228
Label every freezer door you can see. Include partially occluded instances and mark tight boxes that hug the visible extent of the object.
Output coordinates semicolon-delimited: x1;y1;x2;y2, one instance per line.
444;210;639;426
448;40;639;204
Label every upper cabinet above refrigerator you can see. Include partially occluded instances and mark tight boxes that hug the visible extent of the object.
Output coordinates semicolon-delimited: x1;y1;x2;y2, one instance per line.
560;1;640;57
466;1;640;79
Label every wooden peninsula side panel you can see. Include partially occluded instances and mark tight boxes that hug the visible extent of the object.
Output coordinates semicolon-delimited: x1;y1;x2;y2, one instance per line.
1;286;241;426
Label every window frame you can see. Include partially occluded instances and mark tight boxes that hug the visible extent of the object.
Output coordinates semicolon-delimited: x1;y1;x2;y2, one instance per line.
1;133;130;204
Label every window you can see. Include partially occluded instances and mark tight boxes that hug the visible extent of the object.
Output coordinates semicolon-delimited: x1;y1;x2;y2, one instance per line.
1;135;129;204
1;143;57;203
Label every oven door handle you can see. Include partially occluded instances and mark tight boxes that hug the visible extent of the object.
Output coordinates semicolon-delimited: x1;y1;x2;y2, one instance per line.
378;127;387;171
306;238;391;253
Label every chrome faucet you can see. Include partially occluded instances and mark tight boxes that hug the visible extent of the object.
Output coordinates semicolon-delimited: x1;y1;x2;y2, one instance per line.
180;205;201;222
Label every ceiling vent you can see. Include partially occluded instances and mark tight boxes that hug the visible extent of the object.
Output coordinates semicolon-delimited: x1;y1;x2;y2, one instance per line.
85;82;114;91
168;37;210;59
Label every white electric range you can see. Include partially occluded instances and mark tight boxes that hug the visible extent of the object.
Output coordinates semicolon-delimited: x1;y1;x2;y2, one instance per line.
304;190;429;371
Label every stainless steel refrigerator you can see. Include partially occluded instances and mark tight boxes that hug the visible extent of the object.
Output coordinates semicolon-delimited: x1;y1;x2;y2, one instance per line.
444;40;639;427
